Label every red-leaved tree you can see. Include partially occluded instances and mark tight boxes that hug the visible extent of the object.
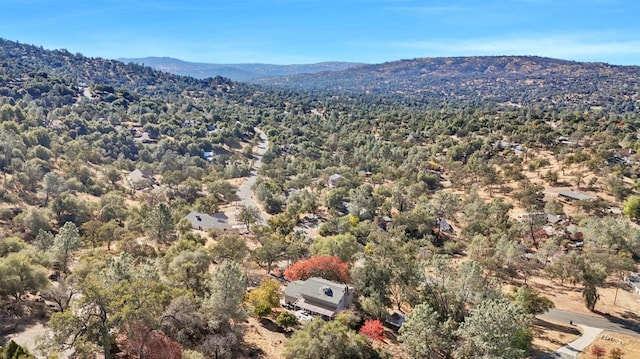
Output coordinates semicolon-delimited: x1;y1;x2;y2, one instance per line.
284;256;350;283
116;322;183;359
591;345;606;359
359;319;385;341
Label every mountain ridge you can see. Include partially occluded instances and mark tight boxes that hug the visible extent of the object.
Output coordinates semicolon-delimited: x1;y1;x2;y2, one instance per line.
118;57;366;81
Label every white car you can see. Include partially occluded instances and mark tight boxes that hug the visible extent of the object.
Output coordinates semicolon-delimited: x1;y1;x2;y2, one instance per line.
294;310;314;322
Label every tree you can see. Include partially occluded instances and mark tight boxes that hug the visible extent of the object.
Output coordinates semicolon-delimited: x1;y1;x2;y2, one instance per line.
0;340;35;359
251;233;288;274
252;302;271;318
0;252;49;302
209;233;248;262
399;302;455;359
205;260;247;328
284;256;351;283
456;298;533;359
115;321;183;359
40;256;170;359
284;320;377;359
42;171;66;206
276;311;298;331
49;192;90;226
359;319;385;342
246;278;281;309
40;277;75;312
145;203;175;244
310;233;359;262
591;345;606;359
623;195;640;221
608;347;624;359
16;207;51;238
51;221;83;274
166;248;211;296
510;285;554;315
161;296;208;348
237;205;262;231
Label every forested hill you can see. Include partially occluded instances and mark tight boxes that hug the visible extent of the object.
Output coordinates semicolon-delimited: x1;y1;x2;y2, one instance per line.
0;38;234;97
119;57;365;81
254;56;640;110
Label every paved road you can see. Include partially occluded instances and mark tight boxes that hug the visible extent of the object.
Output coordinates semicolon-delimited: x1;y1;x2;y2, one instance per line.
231;128;270;225
539;308;640;336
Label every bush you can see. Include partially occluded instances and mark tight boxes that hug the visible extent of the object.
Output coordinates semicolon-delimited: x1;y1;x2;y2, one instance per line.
253;302;272;318
276;311;298;330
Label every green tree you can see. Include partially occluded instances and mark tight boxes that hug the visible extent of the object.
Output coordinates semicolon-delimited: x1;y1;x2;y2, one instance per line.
276;311;298;331
398;302;455;359
510;285;554;315
42;171;66;206
0;340;35;359
209;233;248;262
166;248;211;296
205;260;247;328
51;221;83;274
622;195;640;221
0;252;49;301
284;319;378;359
237;205;262;231
145;203;175;244
456;298;533;359
310;233;359;263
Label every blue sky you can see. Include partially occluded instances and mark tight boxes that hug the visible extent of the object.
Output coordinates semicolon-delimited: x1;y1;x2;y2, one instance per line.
1;0;639;65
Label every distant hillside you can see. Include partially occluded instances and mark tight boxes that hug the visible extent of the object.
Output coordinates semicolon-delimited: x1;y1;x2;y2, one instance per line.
254;56;640;109
118;57;366;81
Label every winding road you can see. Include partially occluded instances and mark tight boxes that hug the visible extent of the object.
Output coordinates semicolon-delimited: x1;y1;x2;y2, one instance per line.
229;128;271;226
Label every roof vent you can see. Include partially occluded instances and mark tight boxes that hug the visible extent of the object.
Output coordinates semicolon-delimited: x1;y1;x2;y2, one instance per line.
322;286;333;296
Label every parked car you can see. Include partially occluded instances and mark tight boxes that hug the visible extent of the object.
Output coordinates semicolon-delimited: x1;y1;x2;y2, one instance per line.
294;310;314;322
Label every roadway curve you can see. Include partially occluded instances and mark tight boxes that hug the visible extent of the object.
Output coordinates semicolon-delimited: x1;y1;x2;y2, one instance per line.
538;308;640;336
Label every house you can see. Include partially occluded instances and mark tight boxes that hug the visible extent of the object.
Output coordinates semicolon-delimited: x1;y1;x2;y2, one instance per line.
626;273;640;295
436;218;453;232
558;190;596;202
203;151;214;161
328;174;343;188
126;169;156;190
386;311;406;330
184;211;231;232
283;277;354;319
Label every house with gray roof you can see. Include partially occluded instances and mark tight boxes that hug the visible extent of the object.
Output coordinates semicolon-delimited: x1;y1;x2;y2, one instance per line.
558;190;596;202
184;211;231;232
283;277;354;318
126;169;156;190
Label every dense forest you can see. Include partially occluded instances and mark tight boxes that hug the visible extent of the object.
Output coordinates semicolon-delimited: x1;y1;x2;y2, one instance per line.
1;37;640;359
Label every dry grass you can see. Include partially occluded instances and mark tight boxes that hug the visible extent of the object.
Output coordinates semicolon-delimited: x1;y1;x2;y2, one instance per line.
578;331;640;358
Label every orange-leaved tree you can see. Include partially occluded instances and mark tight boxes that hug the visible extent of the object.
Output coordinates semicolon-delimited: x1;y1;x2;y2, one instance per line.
359;319;385;341
284;256;350;283
116;322;183;359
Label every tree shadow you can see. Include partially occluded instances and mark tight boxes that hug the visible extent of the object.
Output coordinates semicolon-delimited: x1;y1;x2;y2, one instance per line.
0;300;49;340
259;317;285;333
592;310;640;334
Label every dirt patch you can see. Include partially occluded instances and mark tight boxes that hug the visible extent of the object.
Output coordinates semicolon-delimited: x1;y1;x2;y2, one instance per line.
241;315;288;359
530;318;581;357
